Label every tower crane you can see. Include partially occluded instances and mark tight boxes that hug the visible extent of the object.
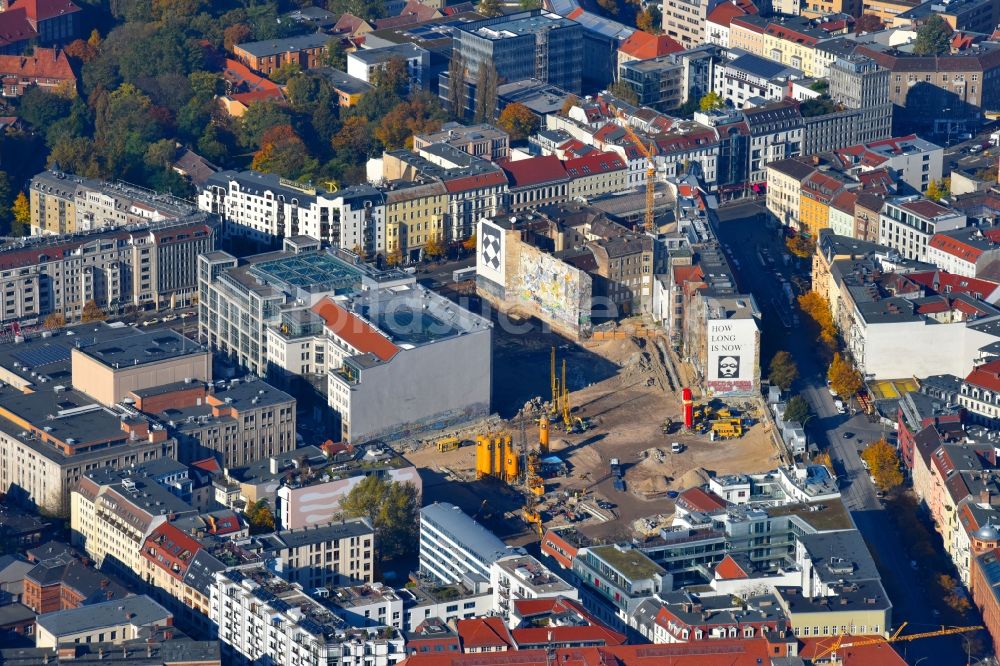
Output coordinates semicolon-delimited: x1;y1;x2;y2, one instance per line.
812;621;983;660
618;117;657;233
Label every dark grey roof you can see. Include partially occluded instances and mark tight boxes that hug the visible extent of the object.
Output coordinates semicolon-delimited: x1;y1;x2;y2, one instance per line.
76;328;206;370
235;32;329;58
35;596;171;637
0;602;34;626
728;52;800;79
180;549;225;594
276;518;373;549
313;67;373;95
798;530;880;583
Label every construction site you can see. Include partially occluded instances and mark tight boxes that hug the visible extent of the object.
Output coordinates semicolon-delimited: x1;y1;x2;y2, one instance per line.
406;330;781;544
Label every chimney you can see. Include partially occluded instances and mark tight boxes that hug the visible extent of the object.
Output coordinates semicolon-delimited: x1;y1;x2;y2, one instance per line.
982;489;991;504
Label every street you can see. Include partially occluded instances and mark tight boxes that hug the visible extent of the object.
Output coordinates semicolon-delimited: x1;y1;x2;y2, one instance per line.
714;200;970;664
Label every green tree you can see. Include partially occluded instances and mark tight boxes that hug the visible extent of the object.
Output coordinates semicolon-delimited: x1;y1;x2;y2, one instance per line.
768;351;798;391
81;300;107;323
11;192;30;236
861;439;903;491
326;38;348;70
700;91;724;112
828;352;862;401
339;475;419;560
477;0;502;17
498;102;539;141
784;395;811;424
608;80;639;106
239;100;293;149
913;15;953;56
519;0;541;7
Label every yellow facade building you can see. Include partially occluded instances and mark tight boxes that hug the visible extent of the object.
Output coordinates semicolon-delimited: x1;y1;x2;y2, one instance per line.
384;180;449;263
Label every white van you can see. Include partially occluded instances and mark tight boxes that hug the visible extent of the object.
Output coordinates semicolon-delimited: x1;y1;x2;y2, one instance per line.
671;442;684;453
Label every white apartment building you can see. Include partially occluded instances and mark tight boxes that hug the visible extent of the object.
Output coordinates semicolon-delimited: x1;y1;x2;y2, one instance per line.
743;102;804;185
419;502;523;590
491;554;578;621
347;43;430;92
879;196;967;262
317;282;492;444
835;135;943;194
199;170;386;254
212;567;405;666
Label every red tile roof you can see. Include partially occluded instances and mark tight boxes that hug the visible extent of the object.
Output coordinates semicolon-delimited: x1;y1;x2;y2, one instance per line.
673;264;705;286
499;155;568;189
222;58;282;93
965;359;1000;393
563;151;626;178
0;46;74;83
798;637;908;665
510;597;625;647
190;458;222;474
929;234;986;262
20;0;81;21
456;617;515;650
141;523;202;580
311;296;400;362
707;0;754;27
400;640;785;665
900;198;952;219
714;554;749;579
908;270;999;299
442;169;507;193
618;31;683;60
0;8;37;47
676;487;727;513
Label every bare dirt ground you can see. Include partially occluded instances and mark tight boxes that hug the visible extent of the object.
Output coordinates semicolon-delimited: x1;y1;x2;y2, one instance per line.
405;331;781;544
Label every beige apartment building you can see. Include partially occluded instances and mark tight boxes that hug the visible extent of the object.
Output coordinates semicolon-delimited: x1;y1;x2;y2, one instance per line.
30;170;199;237
383;180;449;263
71;333;211;406
271;519;376;589
766;158;816;230
662;0;709;50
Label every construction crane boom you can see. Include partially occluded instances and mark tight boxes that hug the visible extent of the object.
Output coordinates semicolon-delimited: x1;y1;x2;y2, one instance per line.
813;622;983;660
618;117;656;233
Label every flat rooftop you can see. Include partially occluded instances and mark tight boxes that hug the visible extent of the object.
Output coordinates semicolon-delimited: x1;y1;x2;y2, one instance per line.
77;328;206;369
0;386;131;449
495;555;574;594
768;500;853;531
249;251;364;293
589;545;665;581
464;11;577;40
35;595;171;637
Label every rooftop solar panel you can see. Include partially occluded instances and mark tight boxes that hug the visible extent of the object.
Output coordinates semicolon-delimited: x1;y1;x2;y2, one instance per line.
12;344;71;368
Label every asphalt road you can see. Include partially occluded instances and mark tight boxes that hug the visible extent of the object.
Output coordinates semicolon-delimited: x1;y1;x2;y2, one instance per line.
714;200;970;665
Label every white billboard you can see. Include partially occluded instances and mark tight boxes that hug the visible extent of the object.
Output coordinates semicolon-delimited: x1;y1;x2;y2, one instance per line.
477;218;506;286
706;317;757;395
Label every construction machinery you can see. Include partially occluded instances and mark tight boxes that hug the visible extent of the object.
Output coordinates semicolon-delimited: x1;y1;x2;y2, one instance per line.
436;436;461;453
812;621;983;660
618;116;657;233
550;347;559;417
710;418;743;440
475;433;519;482
539;414;550;456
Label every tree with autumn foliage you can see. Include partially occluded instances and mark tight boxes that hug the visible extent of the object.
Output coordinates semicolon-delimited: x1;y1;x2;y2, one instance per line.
828;352;862;401
252;124;317;180
798;291;837;352
925;179;950;202
498;103;539;141
560;95;579;117
81;300;107;323
425;237;446;260
861;439;903;491
462;234;477;253
224;23;252;52
375;94;446;150
11;192;29;236
785;233;815;258
64;29;101;64
44;312;66;329
636;9;662;34
854;14;884;33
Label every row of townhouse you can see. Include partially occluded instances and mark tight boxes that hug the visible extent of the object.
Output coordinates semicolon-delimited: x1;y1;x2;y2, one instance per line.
198;142;630;259
765;134;944;240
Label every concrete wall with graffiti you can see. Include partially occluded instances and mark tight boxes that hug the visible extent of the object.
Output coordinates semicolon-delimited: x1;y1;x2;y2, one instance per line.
511;243;592;338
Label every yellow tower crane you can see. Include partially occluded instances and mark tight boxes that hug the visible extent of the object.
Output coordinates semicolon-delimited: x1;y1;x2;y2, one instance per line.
550;346;559;416
618;118;656;233
561;359;572;430
812;622;983;660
